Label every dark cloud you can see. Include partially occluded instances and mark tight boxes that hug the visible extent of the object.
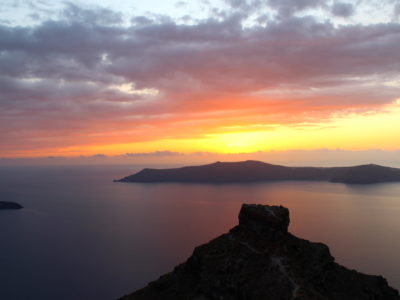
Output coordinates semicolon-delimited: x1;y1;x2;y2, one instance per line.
224;0;263;11
393;3;400;21
331;2;355;18
90;154;108;158
124;151;183;157
268;0;327;18
62;2;123;25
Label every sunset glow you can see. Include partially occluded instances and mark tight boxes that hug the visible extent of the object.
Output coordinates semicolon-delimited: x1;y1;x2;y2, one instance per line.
4;101;399;158
0;0;399;161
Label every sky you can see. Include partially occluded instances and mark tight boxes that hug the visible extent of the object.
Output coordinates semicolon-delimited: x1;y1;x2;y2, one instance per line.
0;0;399;164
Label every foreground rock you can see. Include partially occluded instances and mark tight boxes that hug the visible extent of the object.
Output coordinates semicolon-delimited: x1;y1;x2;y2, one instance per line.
120;204;399;300
116;160;400;184
0;201;23;210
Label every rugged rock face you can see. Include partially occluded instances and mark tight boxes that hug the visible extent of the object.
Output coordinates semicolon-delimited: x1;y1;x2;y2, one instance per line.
0;201;23;210
119;204;399;300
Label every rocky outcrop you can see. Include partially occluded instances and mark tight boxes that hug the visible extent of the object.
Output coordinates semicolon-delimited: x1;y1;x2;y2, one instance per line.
115;161;400;184
0;201;23;210
119;204;399;300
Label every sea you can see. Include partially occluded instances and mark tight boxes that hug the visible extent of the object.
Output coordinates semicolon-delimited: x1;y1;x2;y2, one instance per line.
0;164;399;300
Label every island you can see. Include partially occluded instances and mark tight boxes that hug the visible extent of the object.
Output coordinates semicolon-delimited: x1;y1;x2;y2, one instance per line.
119;204;399;300
0;201;23;210
115;160;400;184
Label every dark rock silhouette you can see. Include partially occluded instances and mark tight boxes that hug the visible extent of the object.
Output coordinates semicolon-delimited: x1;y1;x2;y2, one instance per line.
115;160;400;184
119;204;399;300
0;201;23;210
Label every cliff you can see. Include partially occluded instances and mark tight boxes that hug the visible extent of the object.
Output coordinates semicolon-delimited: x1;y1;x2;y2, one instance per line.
119;204;399;300
115;161;400;184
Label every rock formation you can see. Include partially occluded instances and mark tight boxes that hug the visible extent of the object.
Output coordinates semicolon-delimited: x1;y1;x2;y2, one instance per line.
119;204;399;300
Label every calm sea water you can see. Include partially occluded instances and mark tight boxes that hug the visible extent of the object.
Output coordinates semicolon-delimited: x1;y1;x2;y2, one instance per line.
0;165;399;300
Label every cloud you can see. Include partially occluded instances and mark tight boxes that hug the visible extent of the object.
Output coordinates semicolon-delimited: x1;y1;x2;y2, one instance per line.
124;151;183;157
62;2;123;25
267;0;327;18
224;0;263;12
393;3;400;21
225;0;328;18
331;2;355;18
0;2;399;156
91;153;108;158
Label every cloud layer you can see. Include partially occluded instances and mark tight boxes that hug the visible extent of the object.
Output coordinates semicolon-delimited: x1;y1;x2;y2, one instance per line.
0;0;399;156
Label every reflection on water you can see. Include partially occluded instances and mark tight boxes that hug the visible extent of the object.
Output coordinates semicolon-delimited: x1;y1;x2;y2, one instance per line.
0;165;399;300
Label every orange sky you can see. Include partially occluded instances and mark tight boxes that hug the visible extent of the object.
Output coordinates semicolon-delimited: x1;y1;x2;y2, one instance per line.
3;100;399;158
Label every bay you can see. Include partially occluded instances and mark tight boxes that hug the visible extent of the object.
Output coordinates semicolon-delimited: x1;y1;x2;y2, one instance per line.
0;165;399;300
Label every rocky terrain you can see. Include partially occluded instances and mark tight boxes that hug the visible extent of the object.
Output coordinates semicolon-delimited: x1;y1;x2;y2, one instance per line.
115;160;400;184
0;201;23;210
119;204;399;300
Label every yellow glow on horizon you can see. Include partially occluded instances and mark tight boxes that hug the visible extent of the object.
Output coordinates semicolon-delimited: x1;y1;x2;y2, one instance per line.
80;102;400;155
4;101;400;158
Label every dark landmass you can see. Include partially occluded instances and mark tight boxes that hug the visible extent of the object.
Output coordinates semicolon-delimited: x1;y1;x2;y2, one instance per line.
120;204;399;300
0;201;23;210
115;160;400;184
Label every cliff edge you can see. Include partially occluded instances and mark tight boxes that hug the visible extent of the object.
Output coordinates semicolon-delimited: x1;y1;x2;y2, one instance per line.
119;204;399;300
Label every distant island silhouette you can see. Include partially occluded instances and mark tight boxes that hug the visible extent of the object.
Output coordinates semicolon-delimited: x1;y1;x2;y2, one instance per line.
115;160;400;184
0;201;23;210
